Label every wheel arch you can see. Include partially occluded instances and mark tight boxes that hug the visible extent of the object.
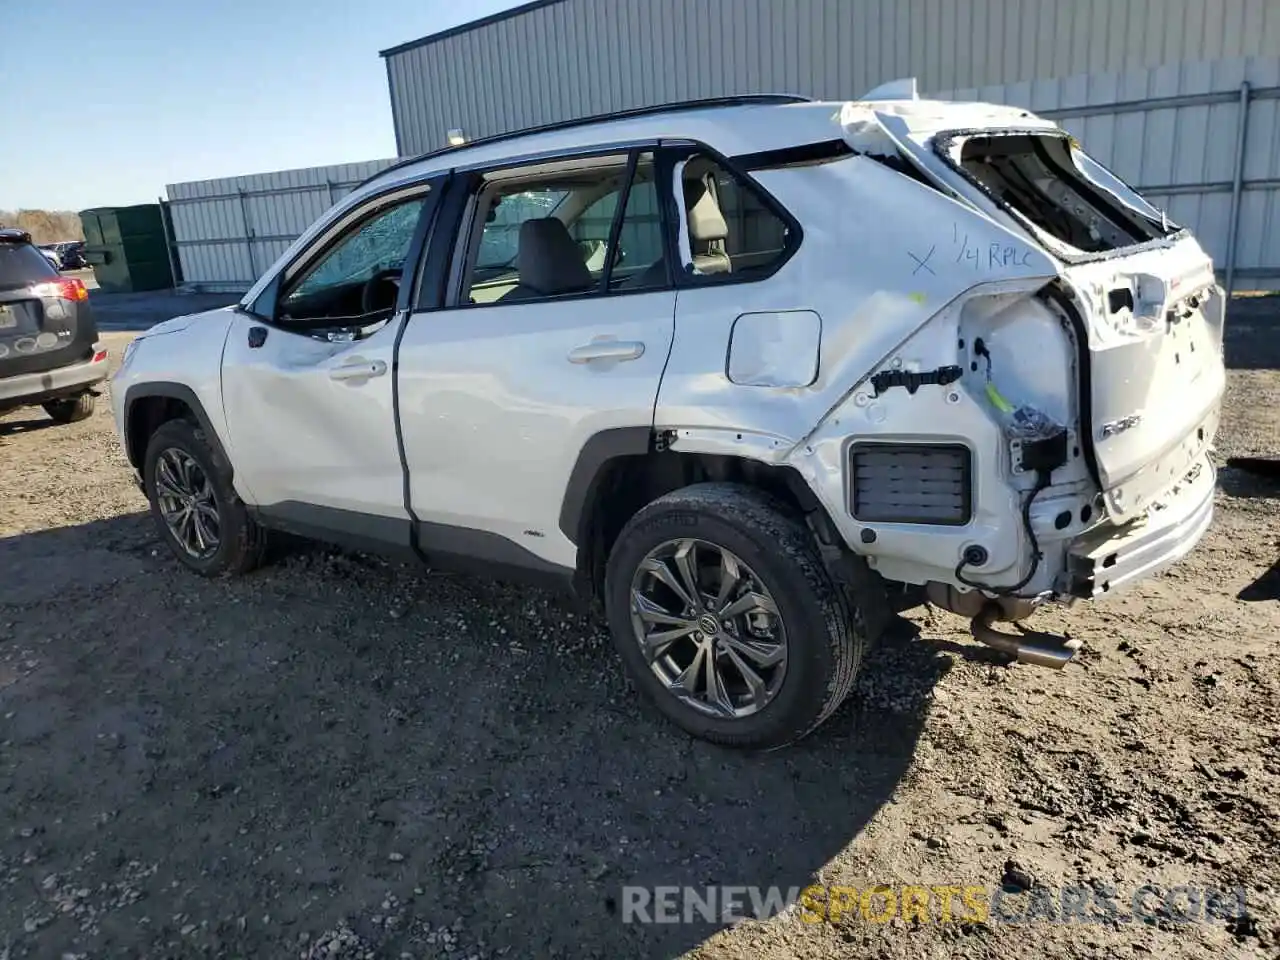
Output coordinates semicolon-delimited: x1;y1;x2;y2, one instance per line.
563;429;844;602
123;382;231;477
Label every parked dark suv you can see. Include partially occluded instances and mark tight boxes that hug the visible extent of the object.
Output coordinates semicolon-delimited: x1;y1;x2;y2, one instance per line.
0;228;107;423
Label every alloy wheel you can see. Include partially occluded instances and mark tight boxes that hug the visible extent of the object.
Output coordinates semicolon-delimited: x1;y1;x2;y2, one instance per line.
154;447;221;560
629;538;788;719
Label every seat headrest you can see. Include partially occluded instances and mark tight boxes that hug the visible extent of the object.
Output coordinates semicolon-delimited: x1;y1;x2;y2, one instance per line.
515;218;593;295
686;177;728;243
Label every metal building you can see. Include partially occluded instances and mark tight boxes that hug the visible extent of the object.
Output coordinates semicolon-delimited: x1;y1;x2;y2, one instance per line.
167;0;1280;291
381;0;1280;154
165;159;395;293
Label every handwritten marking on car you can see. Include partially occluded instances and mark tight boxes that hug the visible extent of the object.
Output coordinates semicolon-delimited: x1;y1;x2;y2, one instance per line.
952;226;1034;272
908;245;936;275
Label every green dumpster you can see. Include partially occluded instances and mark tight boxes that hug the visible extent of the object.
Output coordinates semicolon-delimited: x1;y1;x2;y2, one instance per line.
79;204;175;293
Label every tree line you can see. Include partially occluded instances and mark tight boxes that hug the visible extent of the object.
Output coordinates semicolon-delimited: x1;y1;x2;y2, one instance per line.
0;209;84;244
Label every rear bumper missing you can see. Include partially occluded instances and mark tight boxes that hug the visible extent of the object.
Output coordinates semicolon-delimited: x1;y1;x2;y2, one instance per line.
1064;455;1215;598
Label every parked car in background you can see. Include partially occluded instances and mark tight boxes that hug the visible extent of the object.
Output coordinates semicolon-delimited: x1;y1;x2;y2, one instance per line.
37;245;62;270
111;88;1224;748
55;241;87;270
0;229;107;423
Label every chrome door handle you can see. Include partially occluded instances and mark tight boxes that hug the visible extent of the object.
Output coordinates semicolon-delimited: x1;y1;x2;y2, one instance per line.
329;358;387;381
567;340;645;364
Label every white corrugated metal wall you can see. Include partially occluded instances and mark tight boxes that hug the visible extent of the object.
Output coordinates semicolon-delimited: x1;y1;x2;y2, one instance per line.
165;159;395;292
383;0;1280;155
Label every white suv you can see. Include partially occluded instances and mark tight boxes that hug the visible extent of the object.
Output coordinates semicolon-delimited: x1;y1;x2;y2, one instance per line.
112;90;1224;748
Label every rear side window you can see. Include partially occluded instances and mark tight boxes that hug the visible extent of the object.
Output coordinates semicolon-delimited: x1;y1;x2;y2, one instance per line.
455;151;668;306
678;156;794;281
0;243;57;290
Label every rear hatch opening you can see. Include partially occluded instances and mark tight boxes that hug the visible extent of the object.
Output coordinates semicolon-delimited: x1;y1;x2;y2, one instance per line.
936;130;1183;261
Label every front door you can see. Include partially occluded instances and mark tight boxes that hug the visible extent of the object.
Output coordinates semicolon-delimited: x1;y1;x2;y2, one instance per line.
397;150;675;570
220;181;441;537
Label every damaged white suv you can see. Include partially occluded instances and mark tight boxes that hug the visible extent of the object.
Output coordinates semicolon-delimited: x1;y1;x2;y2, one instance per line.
112;87;1224;748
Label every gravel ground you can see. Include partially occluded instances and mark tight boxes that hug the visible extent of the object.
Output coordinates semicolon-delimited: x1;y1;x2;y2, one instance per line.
0;290;1277;959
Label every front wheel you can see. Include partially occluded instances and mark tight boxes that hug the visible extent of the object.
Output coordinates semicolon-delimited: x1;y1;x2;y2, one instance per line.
142;420;266;577
604;483;866;749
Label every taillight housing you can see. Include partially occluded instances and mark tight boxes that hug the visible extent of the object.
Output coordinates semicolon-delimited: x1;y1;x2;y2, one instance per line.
31;277;89;302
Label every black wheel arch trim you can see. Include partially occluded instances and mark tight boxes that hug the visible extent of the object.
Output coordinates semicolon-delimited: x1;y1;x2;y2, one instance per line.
123;382;230;474
558;426;655;545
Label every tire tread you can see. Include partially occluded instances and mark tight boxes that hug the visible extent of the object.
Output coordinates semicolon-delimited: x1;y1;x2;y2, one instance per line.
606;482;869;748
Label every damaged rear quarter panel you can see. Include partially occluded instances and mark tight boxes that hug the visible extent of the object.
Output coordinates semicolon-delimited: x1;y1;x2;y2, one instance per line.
658;155;1056;483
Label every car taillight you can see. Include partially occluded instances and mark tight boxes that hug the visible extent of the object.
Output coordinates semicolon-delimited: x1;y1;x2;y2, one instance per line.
31;277;89;302
92;350;108;363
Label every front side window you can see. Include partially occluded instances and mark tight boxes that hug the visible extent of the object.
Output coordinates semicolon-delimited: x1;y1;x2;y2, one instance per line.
678;156;793;281
458;151;666;306
279;194;425;327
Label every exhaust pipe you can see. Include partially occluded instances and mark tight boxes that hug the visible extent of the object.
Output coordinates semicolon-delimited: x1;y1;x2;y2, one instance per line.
970;605;1081;669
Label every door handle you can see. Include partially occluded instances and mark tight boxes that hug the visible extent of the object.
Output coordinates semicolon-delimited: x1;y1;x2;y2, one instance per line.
567;340;645;364
329;358;387;381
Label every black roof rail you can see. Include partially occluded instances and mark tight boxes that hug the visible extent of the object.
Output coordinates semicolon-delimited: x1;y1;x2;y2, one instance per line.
353;94;813;192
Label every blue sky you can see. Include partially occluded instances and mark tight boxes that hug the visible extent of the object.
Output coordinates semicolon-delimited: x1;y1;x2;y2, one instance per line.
2;0;519;211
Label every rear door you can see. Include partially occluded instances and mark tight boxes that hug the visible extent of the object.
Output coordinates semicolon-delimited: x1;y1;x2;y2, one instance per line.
396;149;676;570
856;110;1225;519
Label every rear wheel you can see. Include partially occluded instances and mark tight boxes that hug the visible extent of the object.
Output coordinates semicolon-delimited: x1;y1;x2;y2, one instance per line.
42;393;94;423
142;420;266;577
604;483;866;749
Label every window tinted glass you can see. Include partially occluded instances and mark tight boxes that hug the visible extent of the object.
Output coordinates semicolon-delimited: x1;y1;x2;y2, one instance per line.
603;166;666;291
0;243;58;290
475;189;569;272
680;157;791;280
461;152;666;306
286;198;424;307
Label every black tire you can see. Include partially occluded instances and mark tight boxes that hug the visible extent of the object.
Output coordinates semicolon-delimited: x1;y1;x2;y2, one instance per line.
604;482;867;749
142;419;266;577
42;393;95;423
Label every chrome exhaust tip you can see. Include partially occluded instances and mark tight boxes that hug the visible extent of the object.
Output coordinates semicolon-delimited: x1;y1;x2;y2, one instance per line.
970;605;1082;669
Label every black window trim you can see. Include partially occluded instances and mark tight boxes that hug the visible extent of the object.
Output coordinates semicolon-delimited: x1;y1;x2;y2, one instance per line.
600;150;640;293
432;143;675;312
731;138;856;172
656;138;805;289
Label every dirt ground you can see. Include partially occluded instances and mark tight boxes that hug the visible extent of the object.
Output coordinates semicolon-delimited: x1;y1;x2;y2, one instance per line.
0;290;1277;960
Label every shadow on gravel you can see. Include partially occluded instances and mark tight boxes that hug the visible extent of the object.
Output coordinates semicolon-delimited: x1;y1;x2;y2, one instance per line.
1225;295;1280;371
1219;463;1280;500
0;414;59;437
1238;557;1280;603
0;514;941;960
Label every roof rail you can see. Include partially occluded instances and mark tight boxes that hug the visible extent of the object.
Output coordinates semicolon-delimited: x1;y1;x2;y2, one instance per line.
354;94;813;191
